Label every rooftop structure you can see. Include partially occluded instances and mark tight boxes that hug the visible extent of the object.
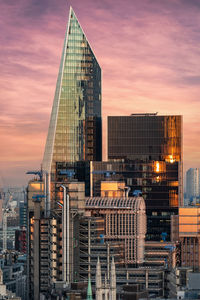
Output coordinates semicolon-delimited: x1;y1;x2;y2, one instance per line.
85;196;146;265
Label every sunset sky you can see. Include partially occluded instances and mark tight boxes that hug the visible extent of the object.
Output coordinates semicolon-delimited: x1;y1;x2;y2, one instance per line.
1;0;200;186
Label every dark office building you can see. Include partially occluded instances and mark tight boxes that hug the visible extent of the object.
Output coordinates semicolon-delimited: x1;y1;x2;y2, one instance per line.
108;114;182;163
106;114;182;241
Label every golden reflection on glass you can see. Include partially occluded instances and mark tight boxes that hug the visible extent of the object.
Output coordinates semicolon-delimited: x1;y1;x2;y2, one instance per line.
153;161;166;173
163;116;181;163
169;190;178;207
49;9;101;175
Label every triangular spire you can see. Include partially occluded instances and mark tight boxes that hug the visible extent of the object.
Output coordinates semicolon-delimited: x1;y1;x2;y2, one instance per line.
0;268;3;285
42;7;101;175
96;257;102;288
87;277;93;300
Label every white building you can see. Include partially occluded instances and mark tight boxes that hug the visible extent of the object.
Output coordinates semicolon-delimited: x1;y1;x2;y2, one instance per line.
186;168;200;202
96;257;116;300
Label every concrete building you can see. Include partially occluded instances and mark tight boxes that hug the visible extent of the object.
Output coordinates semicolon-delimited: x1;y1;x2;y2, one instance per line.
0;227;20;250
96;257;116;300
179;206;200;270
120;284;148;300
27;179;85;300
0;252;26;300
85;196;146;265
78;215;124;282
0;268;21;299
145;241;180;269
167;267;192;298
186;168;200;204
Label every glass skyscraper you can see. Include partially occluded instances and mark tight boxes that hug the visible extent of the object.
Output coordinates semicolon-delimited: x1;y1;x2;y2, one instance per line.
108;114;182;163
107;114;183;241
43;7;102;176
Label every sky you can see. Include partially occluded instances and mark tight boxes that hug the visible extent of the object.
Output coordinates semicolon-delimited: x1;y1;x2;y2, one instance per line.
0;0;200;186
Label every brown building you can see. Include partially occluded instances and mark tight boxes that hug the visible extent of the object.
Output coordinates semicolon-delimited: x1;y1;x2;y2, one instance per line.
27;179;85;300
145;241;180;268
179;206;200;270
85;196;146;265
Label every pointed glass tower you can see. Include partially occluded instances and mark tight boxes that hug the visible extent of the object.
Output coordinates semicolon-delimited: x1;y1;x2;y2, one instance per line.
43;7;102;175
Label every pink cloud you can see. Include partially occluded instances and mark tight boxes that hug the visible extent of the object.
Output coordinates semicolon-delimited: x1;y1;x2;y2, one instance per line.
0;0;200;185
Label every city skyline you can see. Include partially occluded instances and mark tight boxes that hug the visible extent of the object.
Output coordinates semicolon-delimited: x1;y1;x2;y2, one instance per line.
1;0;200;185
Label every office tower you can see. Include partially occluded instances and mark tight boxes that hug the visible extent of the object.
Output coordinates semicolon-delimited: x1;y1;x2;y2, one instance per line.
27;7;102;299
78;195;146;282
106;114;182;241
186;168;200;200
79;216;123;282
78;195;146;294
179;206;200;270
43;7;102;177
27;178;85;299
85;196;146;265
108;114;182;163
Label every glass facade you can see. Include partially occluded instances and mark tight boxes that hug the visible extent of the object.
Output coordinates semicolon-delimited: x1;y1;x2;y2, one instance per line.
108;115;182;163
89;160;181;241
86;114;183;241
54;157;182;241
43;7;101;176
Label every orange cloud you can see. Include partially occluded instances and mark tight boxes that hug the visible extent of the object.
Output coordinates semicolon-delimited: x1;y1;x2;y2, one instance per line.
1;0;200;185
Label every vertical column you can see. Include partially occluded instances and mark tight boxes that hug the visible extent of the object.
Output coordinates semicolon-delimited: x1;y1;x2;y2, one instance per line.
110;257;116;300
90;161;93;197
46;173;51;217
33;197;41;300
88;218;91;278
96;257;102;300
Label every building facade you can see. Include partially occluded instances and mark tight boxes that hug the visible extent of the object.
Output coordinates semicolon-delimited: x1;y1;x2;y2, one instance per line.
96;257;116;300
186;168;200;203
179;206;200;270
27;179;85;299
42;7;102;177
85;196;146;265
106;114;182;240
108;114;182;163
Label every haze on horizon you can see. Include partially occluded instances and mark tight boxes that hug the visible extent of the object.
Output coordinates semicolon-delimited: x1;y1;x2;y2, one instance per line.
0;0;200;186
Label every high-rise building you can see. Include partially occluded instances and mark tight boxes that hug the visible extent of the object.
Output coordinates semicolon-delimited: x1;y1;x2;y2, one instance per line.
27;7;103;299
27;178;85;299
108;114;182;163
106;114;183;241
43;7;102;177
179;206;200;270
186;168;200;200
85;196;146;266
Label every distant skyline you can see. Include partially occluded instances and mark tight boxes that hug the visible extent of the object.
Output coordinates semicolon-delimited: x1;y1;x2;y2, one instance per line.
1;0;200;186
